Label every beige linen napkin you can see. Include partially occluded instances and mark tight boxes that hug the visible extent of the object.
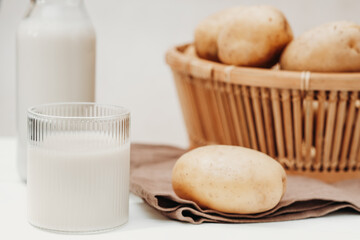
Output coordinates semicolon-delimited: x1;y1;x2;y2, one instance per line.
130;144;360;224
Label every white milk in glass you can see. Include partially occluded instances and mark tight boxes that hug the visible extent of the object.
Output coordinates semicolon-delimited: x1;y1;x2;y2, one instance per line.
17;0;96;181
27;133;130;232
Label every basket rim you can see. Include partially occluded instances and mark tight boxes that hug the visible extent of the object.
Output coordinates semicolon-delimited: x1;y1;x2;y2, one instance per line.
165;43;360;91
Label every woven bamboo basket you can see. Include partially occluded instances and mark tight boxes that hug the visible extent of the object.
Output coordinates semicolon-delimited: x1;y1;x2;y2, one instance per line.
166;44;360;183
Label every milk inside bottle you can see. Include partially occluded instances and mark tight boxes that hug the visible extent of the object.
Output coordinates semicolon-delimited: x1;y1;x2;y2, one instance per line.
16;0;96;181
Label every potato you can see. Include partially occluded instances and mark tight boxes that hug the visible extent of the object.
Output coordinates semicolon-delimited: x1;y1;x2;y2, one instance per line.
217;5;293;67
194;7;244;61
280;21;360;72
172;145;286;214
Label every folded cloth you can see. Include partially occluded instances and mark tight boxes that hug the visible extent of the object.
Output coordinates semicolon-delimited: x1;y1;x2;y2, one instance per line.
130;144;360;224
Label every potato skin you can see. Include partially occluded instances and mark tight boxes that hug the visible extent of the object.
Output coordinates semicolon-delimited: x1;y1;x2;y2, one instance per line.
172;145;287;214
217;5;293;67
280;21;360;72
194;7;244;61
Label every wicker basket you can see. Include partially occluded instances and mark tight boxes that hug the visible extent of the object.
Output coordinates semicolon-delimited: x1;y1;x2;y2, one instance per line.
166;44;360;183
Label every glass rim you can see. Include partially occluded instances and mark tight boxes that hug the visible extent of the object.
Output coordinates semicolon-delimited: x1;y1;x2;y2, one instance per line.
27;102;131;120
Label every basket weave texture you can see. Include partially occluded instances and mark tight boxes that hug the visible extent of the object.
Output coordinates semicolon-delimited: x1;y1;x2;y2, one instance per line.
166;44;360;182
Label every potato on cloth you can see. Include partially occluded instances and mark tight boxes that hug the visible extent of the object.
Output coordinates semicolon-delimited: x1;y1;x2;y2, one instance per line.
172;145;287;214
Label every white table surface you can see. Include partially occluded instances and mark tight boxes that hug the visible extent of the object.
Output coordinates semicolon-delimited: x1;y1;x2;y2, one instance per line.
1;137;360;240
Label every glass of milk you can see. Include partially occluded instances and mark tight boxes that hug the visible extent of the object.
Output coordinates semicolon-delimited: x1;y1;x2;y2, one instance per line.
27;103;130;233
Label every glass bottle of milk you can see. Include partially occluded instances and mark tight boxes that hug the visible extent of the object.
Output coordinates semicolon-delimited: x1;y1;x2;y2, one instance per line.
16;0;96;181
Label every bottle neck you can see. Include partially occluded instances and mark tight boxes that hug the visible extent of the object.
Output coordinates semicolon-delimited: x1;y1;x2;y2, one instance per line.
35;0;84;6
27;0;89;21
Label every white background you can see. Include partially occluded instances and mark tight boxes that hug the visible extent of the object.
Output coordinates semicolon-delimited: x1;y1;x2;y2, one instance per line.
1;0;360;148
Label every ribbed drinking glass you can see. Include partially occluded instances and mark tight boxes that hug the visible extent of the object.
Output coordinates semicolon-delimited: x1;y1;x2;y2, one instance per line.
27;103;130;233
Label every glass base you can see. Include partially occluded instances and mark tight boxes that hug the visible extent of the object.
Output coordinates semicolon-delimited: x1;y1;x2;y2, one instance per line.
29;219;128;235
